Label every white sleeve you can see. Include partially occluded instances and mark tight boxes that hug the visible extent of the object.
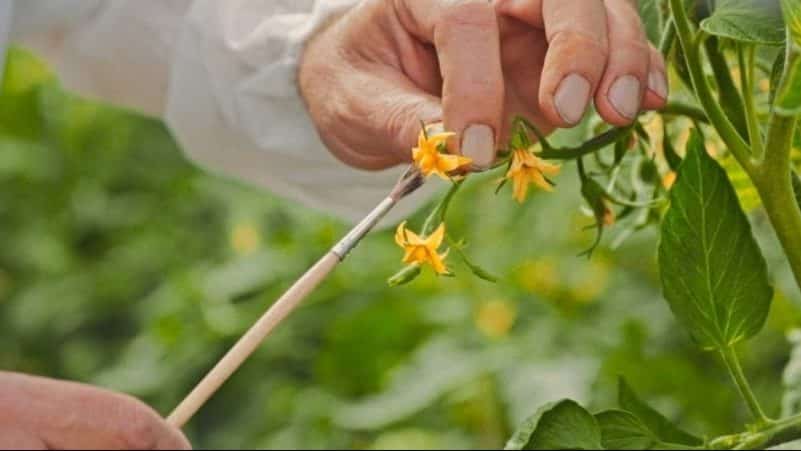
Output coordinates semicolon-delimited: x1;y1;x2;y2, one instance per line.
11;0;437;224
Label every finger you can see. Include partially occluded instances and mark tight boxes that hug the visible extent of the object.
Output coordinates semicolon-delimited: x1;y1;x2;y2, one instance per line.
594;0;651;125
4;373;191;450
303;60;442;169
496;0;610;128
0;427;46;450
398;0;505;169
642;44;669;110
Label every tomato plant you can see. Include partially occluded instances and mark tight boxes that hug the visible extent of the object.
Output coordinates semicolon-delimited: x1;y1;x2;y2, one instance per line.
390;0;801;448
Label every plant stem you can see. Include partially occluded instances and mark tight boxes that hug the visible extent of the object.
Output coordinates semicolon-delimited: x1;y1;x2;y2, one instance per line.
662;101;709;123
669;0;754;172
753;41;801;294
754;116;801;292
738;45;764;158
720;345;771;426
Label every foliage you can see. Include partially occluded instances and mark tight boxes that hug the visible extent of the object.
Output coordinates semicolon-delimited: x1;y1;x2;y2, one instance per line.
499;0;801;449
2;0;801;448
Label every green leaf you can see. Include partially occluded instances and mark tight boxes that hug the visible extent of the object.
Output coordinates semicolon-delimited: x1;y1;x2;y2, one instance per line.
704;38;749;139
701;0;786;46
770;46;787;106
618;378;703;446
639;0;664;44
505;400;603;450
658;129;773;350
579;175;612;257
782;0;801;48
776;57;801;116
596;410;658;450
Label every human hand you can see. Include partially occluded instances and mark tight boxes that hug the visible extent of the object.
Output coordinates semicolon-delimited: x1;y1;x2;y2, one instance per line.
0;372;190;450
299;0;666;171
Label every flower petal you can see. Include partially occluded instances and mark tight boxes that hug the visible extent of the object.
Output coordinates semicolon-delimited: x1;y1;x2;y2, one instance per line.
428;248;450;275
426;223;446;250
395;221;408;247
530;170;554;192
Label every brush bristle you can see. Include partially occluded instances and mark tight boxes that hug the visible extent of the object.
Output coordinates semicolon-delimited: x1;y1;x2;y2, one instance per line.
390;166;425;201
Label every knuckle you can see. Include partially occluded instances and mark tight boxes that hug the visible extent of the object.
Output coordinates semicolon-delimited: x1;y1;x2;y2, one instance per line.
436;0;496;37
442;0;496;27
549;29;610;63
383;102;414;143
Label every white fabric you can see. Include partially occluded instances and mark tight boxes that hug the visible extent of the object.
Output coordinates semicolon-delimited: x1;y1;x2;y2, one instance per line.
3;0;437;224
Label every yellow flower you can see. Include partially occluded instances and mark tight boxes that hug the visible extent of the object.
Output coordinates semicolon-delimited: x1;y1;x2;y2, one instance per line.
394;221;450;275
412;130;472;180
475;299;517;339
506;148;561;203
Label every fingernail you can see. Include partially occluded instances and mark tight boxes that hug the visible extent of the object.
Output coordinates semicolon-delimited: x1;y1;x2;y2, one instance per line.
648;70;668;100
462;124;495;169
609;75;642;119
554;74;591;125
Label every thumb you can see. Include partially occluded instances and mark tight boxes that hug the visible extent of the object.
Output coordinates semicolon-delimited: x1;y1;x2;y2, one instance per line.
315;67;443;170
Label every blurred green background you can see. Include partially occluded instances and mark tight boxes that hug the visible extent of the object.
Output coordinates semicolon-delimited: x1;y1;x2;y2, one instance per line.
1;47;800;449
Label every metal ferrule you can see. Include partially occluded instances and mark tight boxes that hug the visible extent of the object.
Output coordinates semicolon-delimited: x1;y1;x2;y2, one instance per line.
331;196;397;260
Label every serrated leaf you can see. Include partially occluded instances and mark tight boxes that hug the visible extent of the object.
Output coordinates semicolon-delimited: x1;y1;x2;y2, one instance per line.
596;410;658;450
658;129;773;350
505;400;603;450
776;57;801;116
639;0;664;44
701;0;786;46
618;378;703;446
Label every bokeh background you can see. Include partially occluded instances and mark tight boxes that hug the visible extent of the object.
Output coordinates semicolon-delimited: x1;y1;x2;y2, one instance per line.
1;47;800;449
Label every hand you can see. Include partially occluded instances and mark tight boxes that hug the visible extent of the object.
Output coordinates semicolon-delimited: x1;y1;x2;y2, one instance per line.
0;372;190;450
299;0;666;171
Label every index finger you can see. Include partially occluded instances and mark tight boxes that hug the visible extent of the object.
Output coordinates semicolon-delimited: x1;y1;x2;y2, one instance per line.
497;0;610;127
398;0;505;169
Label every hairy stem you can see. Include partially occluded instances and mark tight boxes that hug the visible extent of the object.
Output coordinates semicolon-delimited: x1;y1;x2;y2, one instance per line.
720;345;771;426
755;117;801;293
754;43;801;294
669;0;754;172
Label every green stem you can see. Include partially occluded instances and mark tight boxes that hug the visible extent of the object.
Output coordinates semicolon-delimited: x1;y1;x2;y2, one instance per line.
739;45;764;158
669;0;754;173
720;345;771;426
422;180;464;235
662;101;709;123
754;117;801;293
752;40;801;294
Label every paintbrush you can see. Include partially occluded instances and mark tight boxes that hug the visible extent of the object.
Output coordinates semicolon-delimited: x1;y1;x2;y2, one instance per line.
166;165;425;428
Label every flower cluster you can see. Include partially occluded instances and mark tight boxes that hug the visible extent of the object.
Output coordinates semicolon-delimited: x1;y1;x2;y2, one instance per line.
389;116;668;286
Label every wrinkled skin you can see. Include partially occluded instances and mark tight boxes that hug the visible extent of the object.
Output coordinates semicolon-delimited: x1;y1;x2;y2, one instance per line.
300;0;667;170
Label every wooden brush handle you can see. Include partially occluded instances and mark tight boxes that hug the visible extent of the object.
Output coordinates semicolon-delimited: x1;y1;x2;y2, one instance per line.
166;252;340;428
